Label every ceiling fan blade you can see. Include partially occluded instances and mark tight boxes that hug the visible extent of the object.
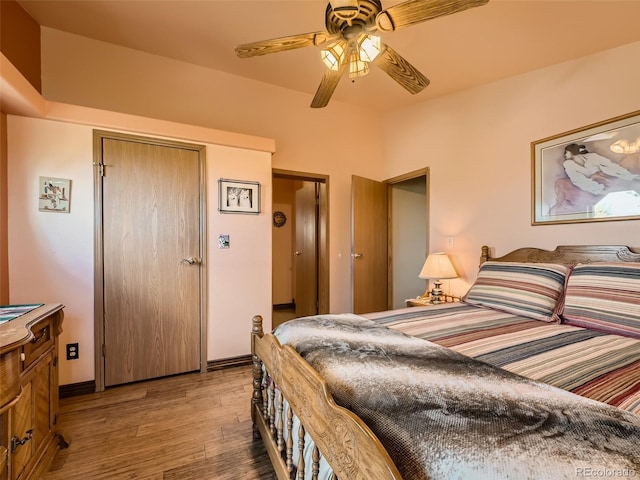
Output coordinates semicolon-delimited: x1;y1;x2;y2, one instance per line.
311;63;347;108
373;45;430;94
376;0;489;32
235;32;335;58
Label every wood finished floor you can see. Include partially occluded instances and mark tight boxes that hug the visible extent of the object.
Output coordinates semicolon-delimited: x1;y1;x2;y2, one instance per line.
43;365;276;480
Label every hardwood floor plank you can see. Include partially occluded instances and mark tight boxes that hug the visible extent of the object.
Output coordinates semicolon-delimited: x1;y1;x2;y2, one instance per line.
43;366;275;480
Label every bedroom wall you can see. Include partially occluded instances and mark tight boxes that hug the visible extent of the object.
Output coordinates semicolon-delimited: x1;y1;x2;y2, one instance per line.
383;41;640;296
39;28;387;314
7;113;273;386
6;25;640;387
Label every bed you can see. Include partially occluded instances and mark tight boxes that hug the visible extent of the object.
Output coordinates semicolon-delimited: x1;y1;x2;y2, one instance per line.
251;245;640;479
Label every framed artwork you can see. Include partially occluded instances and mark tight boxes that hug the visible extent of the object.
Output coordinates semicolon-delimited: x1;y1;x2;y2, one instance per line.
532;110;640;225
218;178;261;214
39;177;71;213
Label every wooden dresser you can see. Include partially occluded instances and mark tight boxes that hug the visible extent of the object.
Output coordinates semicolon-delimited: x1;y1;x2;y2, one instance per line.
0;304;65;480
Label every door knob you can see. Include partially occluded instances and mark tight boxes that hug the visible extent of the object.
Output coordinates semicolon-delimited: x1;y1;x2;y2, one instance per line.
294;251;302;256
180;257;200;265
352;253;363;259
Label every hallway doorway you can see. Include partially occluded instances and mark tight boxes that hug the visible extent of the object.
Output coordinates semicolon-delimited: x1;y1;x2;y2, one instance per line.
389;172;429;308
272;170;329;329
351;168;429;313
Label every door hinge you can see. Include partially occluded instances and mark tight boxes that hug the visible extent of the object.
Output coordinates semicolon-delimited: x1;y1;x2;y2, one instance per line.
93;163;111;176
53;355;58;367
102;344;106;357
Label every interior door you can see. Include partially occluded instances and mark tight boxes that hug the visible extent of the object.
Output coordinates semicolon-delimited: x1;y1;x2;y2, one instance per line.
352;175;388;314
294;182;318;317
100;136;203;387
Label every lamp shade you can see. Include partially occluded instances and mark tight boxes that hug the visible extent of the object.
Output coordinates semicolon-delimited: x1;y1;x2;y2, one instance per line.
419;253;457;280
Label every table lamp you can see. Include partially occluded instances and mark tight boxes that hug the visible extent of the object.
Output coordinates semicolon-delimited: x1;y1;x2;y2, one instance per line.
418;252;458;304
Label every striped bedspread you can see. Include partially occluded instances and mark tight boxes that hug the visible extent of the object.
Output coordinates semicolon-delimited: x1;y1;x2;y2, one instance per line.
363;303;640;415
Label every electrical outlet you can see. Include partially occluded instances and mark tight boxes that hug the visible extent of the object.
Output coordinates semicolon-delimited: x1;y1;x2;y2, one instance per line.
66;343;79;360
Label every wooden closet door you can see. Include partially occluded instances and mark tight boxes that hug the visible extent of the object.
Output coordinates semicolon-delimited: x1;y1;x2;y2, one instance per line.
101;137;202;387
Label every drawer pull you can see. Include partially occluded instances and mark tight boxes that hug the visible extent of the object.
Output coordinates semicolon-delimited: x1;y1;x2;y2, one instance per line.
10;429;33;453
31;328;48;344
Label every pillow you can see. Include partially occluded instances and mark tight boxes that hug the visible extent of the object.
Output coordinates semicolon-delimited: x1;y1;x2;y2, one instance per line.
560;262;640;338
462;261;569;322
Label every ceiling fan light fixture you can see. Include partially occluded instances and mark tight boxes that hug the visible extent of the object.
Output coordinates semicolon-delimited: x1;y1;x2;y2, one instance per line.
321;40;347;70
358;34;381;62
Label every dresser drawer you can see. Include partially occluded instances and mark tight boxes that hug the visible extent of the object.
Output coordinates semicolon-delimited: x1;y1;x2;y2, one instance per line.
0;349;21;407
22;317;53;369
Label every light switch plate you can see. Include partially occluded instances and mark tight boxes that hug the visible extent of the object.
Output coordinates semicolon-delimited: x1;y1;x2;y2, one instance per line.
218;234;230;249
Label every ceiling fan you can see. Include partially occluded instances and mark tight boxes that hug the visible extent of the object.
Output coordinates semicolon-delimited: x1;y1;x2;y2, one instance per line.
235;0;489;108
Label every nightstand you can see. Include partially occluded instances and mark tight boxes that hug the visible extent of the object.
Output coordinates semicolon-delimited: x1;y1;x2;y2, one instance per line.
405;295;460;307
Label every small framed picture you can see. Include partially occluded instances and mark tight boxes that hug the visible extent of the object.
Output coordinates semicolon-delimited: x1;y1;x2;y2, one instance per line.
532;110;640;225
218;178;261;214
39;177;71;213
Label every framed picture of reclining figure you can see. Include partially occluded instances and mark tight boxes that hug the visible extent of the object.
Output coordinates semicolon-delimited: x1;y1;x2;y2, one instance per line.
532;110;640;225
218;178;261;214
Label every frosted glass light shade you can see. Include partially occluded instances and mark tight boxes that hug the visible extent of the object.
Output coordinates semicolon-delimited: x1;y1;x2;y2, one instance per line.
321;40;347;70
348;49;369;79
359;35;381;62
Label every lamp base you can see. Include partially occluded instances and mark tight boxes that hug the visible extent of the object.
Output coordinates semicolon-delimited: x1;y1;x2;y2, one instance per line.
421;280;444;304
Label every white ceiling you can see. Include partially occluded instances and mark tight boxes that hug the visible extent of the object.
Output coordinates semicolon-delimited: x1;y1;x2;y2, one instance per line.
17;0;640;112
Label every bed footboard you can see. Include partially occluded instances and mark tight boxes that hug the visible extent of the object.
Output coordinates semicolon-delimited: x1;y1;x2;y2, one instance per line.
251;315;402;480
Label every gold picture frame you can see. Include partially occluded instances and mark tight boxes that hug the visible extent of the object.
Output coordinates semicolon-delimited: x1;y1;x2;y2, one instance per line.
532;110;640;225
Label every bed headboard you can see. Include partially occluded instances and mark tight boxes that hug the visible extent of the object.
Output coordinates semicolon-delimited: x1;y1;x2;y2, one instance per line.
480;245;640;266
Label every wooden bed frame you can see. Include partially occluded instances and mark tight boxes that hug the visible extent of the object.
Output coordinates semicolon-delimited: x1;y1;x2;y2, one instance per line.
479;244;640;265
251;245;640;480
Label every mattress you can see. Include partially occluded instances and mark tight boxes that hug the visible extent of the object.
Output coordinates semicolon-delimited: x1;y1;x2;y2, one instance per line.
364;302;640;414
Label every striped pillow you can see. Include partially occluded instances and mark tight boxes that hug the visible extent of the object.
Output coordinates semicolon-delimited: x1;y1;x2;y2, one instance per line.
561;263;640;339
462;261;569;322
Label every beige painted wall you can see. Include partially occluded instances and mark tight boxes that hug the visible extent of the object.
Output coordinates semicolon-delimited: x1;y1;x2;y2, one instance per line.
5;27;640;386
7;114;272;385
40;27;387;314
383;41;640;296
37;29;640;302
